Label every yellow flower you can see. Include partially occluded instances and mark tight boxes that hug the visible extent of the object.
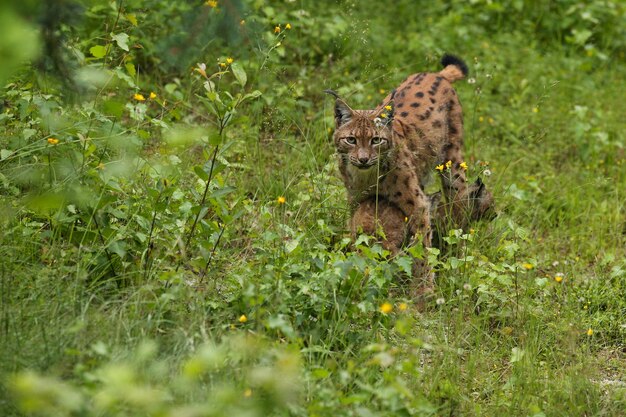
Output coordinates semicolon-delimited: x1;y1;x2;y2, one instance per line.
460;161;468;171
554;274;563;283
219;62;227;68
47;138;60;145
277;196;286;204
586;328;593;336
240;19;245;25
522;263;533;270
445;160;452;169
384;105;392;111
380;113;388;118
238;314;247;323
149;92;157;99
532;107;539;113
379;88;386;94
398;302;408;311
205;0;218;8
379;302;393;314
226;57;234;64
479;116;484;122
285;23;292;30
134;93;146;101
274;25;281;33
244;388;252;397
435;164;444;172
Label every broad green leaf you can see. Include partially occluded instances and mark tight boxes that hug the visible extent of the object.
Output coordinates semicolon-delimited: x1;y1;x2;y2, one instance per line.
230;62;247;87
113;68;138;88
89;45;108;58
243;90;262;101
395;255;413;275
111;33;129;51
285;239;299;254
207;131;222;146
125;62;136;76
193;166;209;181
510;347;525;363
125;13;138;26
1;149;13;160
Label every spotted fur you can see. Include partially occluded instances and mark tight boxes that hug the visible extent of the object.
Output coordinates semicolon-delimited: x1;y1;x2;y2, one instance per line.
327;54;494;292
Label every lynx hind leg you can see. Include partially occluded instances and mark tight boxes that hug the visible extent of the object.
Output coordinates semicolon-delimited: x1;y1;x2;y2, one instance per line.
439;100;495;228
350;198;407;254
438;174;495;231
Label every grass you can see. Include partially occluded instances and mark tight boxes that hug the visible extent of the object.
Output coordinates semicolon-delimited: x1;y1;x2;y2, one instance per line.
1;0;626;415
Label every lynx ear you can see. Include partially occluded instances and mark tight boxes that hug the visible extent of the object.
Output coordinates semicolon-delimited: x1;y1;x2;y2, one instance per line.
324;89;353;127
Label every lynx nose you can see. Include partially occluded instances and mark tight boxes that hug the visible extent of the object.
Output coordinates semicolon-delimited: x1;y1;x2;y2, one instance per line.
358;156;369;164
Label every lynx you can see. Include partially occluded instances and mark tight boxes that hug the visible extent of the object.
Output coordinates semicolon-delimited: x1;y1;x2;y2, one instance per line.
327;54;493;292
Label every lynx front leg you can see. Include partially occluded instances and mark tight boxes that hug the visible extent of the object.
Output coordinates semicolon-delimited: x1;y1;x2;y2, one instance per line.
383;170;434;300
384;171;432;248
350;197;407;255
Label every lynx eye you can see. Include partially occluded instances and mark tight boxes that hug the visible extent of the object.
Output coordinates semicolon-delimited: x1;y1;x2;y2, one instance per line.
343;136;357;145
371;137;385;145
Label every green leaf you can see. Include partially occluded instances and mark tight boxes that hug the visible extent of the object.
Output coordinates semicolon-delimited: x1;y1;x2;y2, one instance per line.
311;368;330;379
510;347;525;363
125;62;136;76
89;45;107;58
113;68;138;88
394;255;413;275
194;166;209;181
240;90;262;104
1;149;13;160
230;62;247;87
125;13;138;26
207;131;222;146
285;239;299;254
111;33;130;51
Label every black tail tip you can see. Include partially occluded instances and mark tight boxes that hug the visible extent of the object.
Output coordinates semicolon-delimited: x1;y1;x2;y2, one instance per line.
441;54;469;77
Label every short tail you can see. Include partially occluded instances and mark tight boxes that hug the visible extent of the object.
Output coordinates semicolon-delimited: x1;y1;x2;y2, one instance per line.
438;54;468;82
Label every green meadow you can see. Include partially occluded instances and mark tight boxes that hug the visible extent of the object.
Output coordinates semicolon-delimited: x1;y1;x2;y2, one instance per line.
1;1;625;415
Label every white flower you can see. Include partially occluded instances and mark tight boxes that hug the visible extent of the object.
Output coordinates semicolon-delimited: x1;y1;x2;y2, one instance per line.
436;297;445;305
467;78;476;84
483;169;492;177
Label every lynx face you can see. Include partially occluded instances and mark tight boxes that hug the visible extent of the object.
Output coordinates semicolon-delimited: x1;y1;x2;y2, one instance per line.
332;99;394;170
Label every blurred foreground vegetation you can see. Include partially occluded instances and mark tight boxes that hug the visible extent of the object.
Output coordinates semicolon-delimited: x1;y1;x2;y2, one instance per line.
1;0;625;415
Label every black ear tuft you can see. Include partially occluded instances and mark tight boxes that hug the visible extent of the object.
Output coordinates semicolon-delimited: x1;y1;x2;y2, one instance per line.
334;100;353;127
324;89;340;99
441;54;469;77
324;90;353;127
